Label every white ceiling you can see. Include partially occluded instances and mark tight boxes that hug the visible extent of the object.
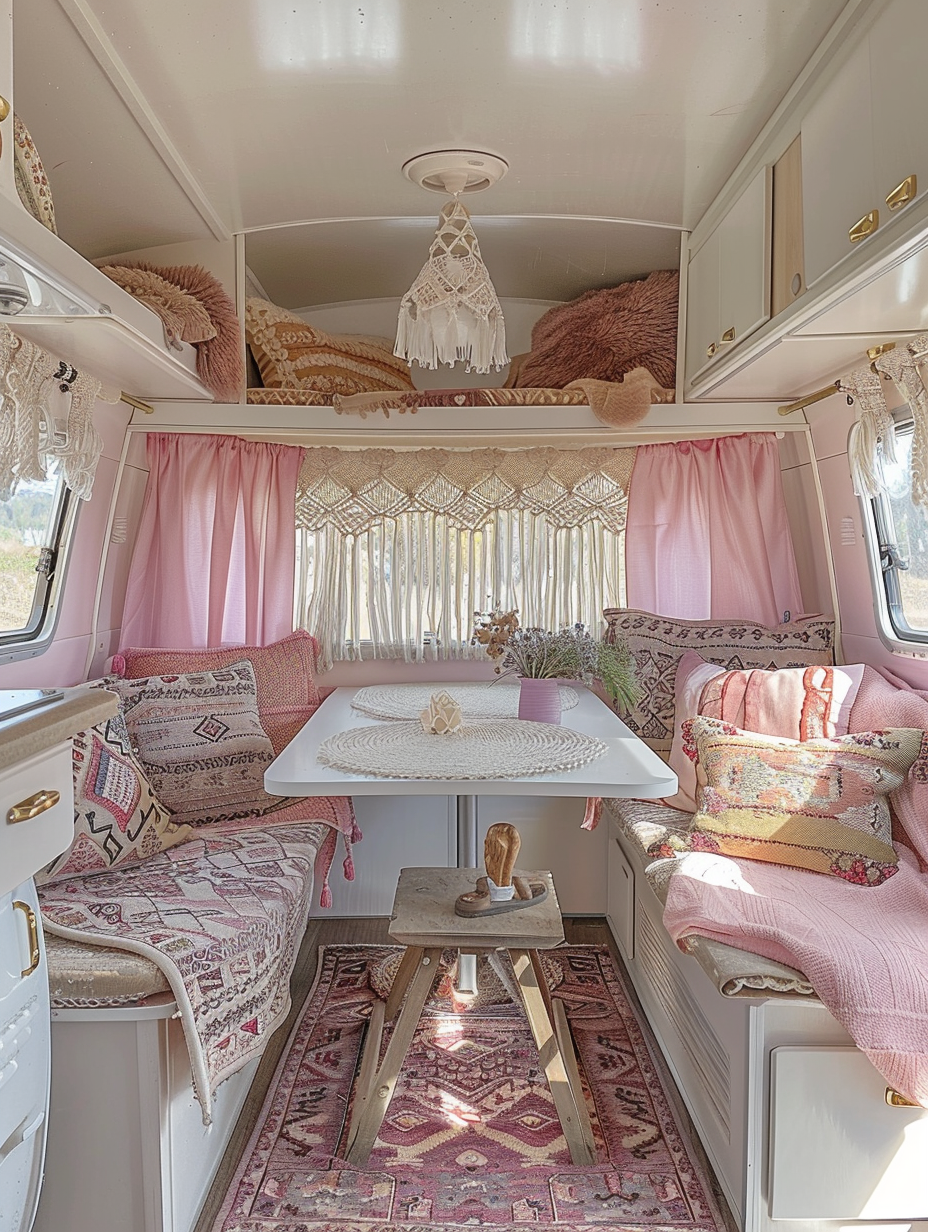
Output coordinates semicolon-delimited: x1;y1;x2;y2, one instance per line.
14;0;854;304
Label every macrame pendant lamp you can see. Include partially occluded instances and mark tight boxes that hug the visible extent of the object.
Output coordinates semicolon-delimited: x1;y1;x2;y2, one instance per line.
396;152;509;374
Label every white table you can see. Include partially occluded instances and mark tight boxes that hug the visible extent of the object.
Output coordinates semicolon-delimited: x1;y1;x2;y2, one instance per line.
267;683;676;990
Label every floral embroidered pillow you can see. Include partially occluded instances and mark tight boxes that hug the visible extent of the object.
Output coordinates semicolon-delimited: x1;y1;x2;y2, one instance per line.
108;661;284;828
683;716;926;886
37;709;192;885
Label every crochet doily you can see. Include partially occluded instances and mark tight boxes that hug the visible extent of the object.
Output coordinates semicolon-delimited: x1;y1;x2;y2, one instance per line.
317;720;606;780
351;682;579;721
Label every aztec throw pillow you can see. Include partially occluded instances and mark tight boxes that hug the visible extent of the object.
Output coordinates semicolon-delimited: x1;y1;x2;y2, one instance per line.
664;652;864;811
683;716;925;886
114;629;323;755
37;709;192;885
108;661;283;828
245;296;415;395
602;608;836;755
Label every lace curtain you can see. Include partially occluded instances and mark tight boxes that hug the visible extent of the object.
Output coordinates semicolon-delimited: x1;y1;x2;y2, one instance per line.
0;324;117;501
295;446;635;667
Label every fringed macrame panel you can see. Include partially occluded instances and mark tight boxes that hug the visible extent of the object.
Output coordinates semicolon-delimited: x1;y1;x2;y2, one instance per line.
875;336;928;508
0;324;116;501
296;446;635;667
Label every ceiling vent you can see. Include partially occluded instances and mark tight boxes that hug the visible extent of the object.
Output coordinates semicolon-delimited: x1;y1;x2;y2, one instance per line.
402;149;509;196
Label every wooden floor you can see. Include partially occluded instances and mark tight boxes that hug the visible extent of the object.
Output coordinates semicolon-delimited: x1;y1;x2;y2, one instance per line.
193;916;737;1232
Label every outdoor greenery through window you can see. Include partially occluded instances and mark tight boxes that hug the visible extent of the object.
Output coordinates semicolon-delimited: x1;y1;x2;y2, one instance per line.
0;463;71;643
870;421;928;640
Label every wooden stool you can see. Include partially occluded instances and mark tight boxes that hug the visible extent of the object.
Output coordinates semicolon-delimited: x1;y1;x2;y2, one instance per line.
344;865;596;1167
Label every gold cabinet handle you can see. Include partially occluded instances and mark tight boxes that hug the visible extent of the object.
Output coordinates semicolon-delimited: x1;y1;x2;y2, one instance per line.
720;327;736;343
886;174;917;211
7;789;60;825
706;341;719;358
12;901;40;977
849;209;879;243
886;1087;918;1107
0;96;10;124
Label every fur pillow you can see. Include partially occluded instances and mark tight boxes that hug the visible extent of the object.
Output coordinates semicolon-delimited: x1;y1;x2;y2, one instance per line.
245;297;415;395
513;270;679;389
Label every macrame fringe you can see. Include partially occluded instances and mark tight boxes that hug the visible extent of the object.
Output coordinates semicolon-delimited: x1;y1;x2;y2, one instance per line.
845;364;895;499
875;336;928;509
395;301;508;372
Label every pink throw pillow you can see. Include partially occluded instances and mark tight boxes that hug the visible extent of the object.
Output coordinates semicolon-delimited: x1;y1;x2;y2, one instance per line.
663;651;865;812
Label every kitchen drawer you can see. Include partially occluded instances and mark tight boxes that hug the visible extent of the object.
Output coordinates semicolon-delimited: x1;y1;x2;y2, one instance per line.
607;827;635;961
0;744;73;897
770;1046;928;1219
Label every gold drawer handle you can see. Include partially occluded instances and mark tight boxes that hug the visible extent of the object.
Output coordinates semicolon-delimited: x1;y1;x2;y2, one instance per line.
886;1087;919;1107
0;96;10;124
720;327;736;343
849;209;879;243
706;341;718;358
12;901;40;977
7;789;60;825
886;174;917;211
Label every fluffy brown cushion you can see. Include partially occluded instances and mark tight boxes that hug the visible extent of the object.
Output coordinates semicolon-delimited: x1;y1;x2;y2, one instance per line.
514;270;679;389
100;266;217;345
246;297;414;396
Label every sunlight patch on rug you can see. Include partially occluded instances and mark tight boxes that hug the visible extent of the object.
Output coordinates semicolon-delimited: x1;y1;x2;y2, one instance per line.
212;944;728;1232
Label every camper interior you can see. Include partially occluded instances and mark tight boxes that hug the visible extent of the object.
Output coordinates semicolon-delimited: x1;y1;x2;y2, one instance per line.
2;1;928;1231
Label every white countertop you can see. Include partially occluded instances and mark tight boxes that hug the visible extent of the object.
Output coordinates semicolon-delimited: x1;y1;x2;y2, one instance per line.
266;684;677;799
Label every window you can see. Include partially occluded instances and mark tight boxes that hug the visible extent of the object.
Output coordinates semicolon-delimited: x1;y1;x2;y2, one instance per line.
863;417;928;648
0;463;77;658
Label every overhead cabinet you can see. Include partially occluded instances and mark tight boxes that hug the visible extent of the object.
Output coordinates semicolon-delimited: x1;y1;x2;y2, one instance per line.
684;166;771;386
801;0;928;291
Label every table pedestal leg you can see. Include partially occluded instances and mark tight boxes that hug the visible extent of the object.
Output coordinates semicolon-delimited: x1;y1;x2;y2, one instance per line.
510;947;596;1166
456;794;479;993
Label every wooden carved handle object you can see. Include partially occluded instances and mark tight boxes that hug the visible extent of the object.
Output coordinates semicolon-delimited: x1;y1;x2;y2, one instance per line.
484;822;521;888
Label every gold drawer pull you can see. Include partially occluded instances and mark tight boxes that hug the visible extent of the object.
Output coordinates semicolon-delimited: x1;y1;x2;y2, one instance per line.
885;1087;919;1107
0;96;10;124
849;209;879;243
706;341;718;358
12;901;40;977
720;327;736;343
7;789;60;825
886;174;917;211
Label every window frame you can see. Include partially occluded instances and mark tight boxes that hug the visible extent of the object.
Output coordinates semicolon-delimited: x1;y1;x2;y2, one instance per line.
0;478;80;664
859;413;928;655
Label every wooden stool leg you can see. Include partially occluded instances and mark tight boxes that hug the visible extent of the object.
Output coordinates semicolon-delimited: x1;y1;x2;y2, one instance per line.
510;948;596;1166
345;947;442;1166
385;945;424;1021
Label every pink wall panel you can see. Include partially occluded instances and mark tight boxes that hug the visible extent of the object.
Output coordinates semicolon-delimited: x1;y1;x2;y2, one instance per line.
841;631;928;690
95;460;149;636
0;634;91;688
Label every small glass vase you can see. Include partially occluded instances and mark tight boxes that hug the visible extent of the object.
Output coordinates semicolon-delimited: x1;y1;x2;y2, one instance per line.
517;677;562;724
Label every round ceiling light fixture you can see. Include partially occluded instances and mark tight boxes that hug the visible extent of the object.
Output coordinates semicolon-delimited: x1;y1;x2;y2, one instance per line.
402;149;509;197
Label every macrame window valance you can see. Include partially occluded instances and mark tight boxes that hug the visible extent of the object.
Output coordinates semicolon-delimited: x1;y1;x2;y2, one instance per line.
848;335;928;507
296;445;635;667
0;323;117;501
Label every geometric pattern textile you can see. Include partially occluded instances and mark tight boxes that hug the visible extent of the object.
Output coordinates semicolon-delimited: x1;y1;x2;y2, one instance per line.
38;819;328;1126
107;661;283;828
297;445;636;535
684;717;924;886
210;944;729;1232
602;609;836;755
37;709;192;885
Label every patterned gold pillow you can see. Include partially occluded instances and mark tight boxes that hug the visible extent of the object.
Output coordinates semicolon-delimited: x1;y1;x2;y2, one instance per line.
684;716;925;886
245;296;414;395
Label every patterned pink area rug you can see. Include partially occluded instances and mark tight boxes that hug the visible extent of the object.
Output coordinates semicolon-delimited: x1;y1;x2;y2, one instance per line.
212;945;728;1232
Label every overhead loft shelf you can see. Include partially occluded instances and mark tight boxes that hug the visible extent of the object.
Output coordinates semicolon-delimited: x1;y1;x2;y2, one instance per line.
126;400;806;446
686;191;928;402
0;193;212;401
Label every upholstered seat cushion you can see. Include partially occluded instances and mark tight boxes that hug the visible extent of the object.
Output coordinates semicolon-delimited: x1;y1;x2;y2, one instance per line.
46;933;170;1006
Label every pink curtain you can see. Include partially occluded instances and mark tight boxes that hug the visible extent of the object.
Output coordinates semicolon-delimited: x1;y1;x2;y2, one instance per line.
120;433;303;650
625;434;804;626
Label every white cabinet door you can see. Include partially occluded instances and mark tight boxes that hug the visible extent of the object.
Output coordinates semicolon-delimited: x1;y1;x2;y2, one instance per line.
801;36;876;289
717;165;771;351
685;227;721;385
870;0;928;222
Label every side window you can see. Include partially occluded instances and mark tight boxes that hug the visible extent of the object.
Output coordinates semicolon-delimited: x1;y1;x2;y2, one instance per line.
864;419;928;647
0;464;77;657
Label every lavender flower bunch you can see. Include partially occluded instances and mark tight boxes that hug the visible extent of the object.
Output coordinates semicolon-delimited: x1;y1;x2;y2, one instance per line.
490;621;642;714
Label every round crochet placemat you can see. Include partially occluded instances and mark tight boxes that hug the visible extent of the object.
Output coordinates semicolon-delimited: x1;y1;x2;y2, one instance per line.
317;720;606;779
351;682;579;720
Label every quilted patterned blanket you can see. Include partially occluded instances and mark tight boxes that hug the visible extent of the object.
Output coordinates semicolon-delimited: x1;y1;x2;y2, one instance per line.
39;819;327;1125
